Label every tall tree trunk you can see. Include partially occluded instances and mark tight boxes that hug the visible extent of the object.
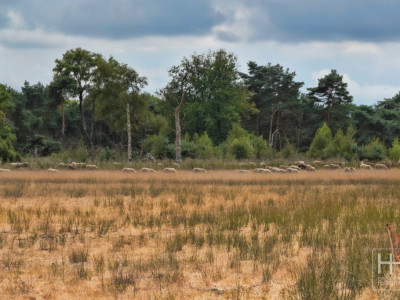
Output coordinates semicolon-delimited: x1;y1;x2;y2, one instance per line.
126;103;132;161
79;93;94;150
175;91;185;163
268;104;280;147
61;95;65;148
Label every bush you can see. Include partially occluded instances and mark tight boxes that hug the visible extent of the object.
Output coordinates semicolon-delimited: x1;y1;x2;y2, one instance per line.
307;123;332;159
0;138;17;162
228;137;254;159
280;139;296;159
253;136;268;159
389;137;400;161
145;134;168;159
359;138;387;161
194;132;216;159
324;127;357;160
99;148;116;161
181;139;197;158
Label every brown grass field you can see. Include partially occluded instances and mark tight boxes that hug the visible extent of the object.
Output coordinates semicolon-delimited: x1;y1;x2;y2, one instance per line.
1;169;400;299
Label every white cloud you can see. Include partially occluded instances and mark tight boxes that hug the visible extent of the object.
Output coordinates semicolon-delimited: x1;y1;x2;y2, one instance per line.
7;10;25;29
342;73;400;106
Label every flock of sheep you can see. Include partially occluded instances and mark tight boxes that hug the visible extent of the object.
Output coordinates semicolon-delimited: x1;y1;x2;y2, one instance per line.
0;160;393;174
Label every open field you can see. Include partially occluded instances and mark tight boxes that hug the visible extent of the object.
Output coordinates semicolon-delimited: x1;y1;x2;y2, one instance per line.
0;169;400;299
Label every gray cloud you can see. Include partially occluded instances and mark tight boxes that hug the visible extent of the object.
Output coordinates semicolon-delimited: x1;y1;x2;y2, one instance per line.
0;0;223;39
247;0;400;42
1;0;400;43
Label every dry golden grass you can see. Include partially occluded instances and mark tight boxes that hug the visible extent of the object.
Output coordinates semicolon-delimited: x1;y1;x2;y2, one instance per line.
0;169;399;299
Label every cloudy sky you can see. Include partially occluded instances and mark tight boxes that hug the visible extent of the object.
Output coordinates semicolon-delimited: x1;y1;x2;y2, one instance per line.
1;0;400;105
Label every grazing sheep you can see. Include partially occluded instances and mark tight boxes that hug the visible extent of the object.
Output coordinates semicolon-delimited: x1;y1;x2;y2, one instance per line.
141;167;158;173
270;167;286;173
360;164;372;170
254;168;271;173
239;162;249;167
306;166;316;172
329;164;341;170
313;160;323;165
68;164;76;170
172;162;181;169
71;162;86;168
113;162;121;165
279;165;290;170
344;167;356;173
163;167;177;173
297;161;309;170
0;168;11;172
123;168;136;173
259;162;267;167
10;162;29;168
289;165;300;170
287;168;299;173
58;163;67;168
360;161;372;170
86;164;98;170
248;162;257;167
47;168;59;173
193;168;207;173
239;170;250;173
323;165;331;170
375;163;388;170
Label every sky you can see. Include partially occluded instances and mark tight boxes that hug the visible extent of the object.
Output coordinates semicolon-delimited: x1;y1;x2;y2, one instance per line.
1;0;400;106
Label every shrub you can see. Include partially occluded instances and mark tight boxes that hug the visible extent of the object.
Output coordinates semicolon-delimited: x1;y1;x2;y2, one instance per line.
228;137;254;159
145;134;168;159
253;136;268;159
194;132;216;159
99;148;116;161
389;137;400;161
307;123;332;159
359;138;387;161
324;126;357;160
280;139;296;159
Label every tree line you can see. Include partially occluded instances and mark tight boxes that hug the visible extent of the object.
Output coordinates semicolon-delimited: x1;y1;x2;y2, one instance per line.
1;47;400;163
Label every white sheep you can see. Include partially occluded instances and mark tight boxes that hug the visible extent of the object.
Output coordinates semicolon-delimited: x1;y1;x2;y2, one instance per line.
360;161;372;170
306;165;316;172
375;163;388;170
163;167;177;173
123;168;136;173
47;168;59;173
0;168;11;172
141;167;158;173
193;168;207;173
86;164;98;170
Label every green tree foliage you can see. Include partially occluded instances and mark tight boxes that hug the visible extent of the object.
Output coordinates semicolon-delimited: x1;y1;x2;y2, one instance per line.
324;127;357;160
308;70;353;132
241;62;303;149
388;137;400;161
359;138;387;161
253;136;268;159
280;138;296;159
53;48;101;148
306;123;332;159
351;105;387;146
93;56;147;160
0;84;17;161
194;132;217;159
226;123;254;159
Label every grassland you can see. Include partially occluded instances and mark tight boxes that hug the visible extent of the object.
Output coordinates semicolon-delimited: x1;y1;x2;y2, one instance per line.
0;169;399;299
